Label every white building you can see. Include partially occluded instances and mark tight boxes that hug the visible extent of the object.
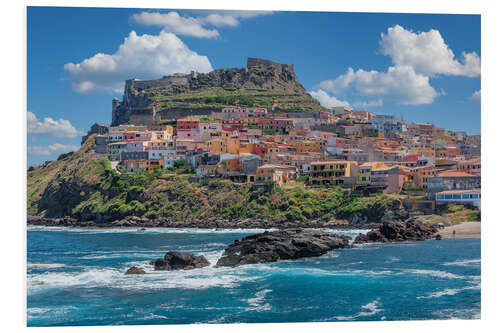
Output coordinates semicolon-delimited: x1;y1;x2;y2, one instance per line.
435;189;481;209
148;149;177;160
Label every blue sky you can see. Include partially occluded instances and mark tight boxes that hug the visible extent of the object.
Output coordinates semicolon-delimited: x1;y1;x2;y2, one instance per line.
27;7;481;166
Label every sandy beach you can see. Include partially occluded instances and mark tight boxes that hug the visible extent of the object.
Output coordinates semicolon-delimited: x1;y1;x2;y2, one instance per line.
438;222;481;239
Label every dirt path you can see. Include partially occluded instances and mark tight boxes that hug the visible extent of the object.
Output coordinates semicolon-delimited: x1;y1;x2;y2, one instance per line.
438;222;481;239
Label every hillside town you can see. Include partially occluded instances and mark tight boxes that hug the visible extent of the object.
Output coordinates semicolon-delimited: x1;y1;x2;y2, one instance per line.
81;104;481;212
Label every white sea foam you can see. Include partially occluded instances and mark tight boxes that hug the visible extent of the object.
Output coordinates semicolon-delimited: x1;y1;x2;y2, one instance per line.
28;250;262;294
442;259;481;267
417;283;481;299
27;263;66;269
28;225;277;234
334;300;383;320
27;306;77;320
400;269;467;280
432;307;481;320
246;289;272;312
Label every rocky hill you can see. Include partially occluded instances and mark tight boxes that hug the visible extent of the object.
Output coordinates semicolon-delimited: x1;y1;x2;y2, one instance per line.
112;58;325;125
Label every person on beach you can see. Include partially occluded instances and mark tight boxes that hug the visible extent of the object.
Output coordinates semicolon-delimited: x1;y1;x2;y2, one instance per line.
453;229;456;238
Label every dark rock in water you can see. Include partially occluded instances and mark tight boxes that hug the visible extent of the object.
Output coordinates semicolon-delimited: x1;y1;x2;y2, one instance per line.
435;234;442;240
125;266;146;275
354;219;440;244
215;229;351;267
164;251;210;270
154;258;167;271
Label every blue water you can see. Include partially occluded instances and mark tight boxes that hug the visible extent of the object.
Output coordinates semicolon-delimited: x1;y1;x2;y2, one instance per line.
27;226;481;326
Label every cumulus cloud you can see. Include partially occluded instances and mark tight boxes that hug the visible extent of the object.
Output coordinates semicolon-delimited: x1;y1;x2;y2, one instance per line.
318;66;438;105
309;89;351;108
316;25;480;107
28;143;80;156
353;99;383;108
200;10;273;27
131;12;219;38
64;30;213;94
131;10;273;34
380;25;481;77
27;111;82;138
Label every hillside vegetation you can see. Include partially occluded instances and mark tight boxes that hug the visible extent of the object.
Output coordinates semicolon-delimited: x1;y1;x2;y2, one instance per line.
27;136;406;224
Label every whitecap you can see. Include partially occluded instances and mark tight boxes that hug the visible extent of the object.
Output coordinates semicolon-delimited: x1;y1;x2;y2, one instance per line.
442;259;481;267
400;269;467;280
27;263;66;269
417;283;481;299
246;289;272;312
334;300;383;320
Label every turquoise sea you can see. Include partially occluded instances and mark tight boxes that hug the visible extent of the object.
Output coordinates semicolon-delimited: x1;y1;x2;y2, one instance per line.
27;226;480;326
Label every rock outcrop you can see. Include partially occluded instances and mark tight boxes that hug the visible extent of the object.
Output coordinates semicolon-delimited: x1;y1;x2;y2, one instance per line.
111;57;324;126
354;219;441;244
216;229;351;267
125;266;146;275
151;251;210;270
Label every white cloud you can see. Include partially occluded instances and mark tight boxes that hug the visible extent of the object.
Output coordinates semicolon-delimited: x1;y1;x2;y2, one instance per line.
27;111;82;138
64;30;213;94
131;12;219;38
318;66;438;105
380;25;480;77
132;10;273;33
28;143;80;156
200;11;273;27
471;90;481;103
309;89;351;108
353;99;383;108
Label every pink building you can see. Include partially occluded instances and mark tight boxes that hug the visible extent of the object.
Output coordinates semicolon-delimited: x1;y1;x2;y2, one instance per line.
123;131;153;142
176;129;201;141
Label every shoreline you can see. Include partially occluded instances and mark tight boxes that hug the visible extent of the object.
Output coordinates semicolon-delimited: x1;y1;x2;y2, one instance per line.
26;215;379;231
438;222;481;239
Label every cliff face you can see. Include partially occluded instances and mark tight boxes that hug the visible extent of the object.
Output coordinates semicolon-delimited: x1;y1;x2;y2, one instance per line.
111;58;324;125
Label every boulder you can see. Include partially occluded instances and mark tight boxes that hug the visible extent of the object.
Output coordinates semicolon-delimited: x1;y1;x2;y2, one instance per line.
154;258;167;271
125;266;146;275
216;229;351;268
354;219;440;244
164;251;210;270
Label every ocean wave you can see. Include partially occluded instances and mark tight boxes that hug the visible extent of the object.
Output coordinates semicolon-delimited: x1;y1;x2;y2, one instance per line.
400;269;468;280
27;256;261;293
27;306;77;320
432;307;481;320
442;259;481;267
27;263;66;269
417;283;481;299
28;226;277;234
334;300;383;320
246;289;272;312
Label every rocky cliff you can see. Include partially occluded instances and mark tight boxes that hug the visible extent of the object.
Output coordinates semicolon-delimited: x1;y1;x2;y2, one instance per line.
111;58;325;125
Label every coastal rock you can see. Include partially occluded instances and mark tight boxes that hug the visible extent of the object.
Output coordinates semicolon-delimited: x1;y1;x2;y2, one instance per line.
125;266;146;275
164;251;210;270
354;219;440;244
215;229;351;267
153;258;167;271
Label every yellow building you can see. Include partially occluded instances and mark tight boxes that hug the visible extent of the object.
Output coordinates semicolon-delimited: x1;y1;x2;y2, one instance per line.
357;164;372;185
309;160;358;186
207;138;227;153
289;140;325;153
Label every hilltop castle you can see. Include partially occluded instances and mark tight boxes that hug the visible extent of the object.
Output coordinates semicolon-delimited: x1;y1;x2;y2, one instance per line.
111;58;305;126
